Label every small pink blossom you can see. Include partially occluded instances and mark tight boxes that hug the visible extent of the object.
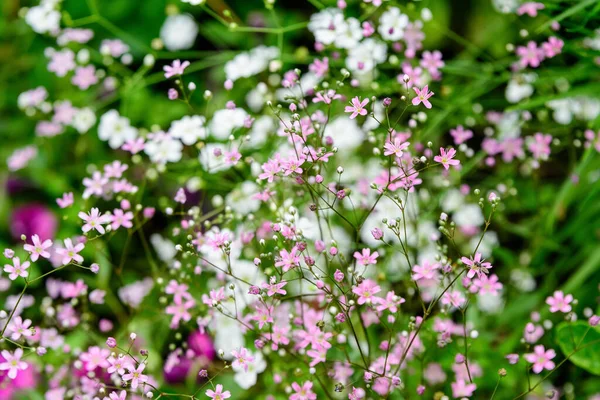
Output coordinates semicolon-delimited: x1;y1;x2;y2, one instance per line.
345;96;369;119
71;65;98;90
412;85;434;109
449;125;473;145
56;238;85;265
434;147;460;170
546;290;573;313
517;2;545;17
0;348;28;379
79;207;110;234
461;253;492;279
122;363;149;389
4;257;30;280
353;248;379;266
163;59;190;78
525;345;555;374
23;234;53;262
206;384;231;400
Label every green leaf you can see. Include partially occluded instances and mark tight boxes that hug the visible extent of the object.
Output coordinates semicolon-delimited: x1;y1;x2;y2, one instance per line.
556;321;600;375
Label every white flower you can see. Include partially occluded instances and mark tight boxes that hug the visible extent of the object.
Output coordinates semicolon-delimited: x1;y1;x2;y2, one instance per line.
378;7;409;41
208;108;248;140
226;182;260;214
345;39;387;74
453;204;484;229
246;82;270;112
505;74;536;104
168;115;207;145
160;14;198;51
212;312;244;353
491;0;519;14
150;234;177;262
98;110;137;149
144;133;183;164
224;46;279;82
233;351;267;389
25;5;60;34
247;115;275;148
181;0;205;4
334;18;362;49
323;116;365;151
71;108;97;134
308;8;343;45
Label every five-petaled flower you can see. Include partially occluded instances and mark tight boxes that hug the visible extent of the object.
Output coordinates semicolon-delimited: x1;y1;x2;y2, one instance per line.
344;96;369;119
163;59;190;79
4;257;30;280
461;253;492;279
412;85;434;109
0;348;28;379
23;234;53;262
434;147;460;170
524;345;555;374
546;290;573;313
206;384;231;400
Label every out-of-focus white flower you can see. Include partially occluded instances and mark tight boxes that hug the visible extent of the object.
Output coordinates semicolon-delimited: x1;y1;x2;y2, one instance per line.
144;133;183;164
505;74;536;104
323;116;365;151
224;46;279;82
25;5;60;34
227;182;261;215
160;14;198;51
209;108;248;140
71;108;97;134
233;351;267;389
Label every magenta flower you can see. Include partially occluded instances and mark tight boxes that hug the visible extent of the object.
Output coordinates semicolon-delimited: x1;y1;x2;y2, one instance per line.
4;257;30;280
434;147;460;170
0;349;28;379
23;234;53;262
461;253;492;279
163;59;190;78
206;384;231;400
10;203;57;242
525;345;556;374
56;238;85;265
412;85;434;109
545;290;573;313
344;96;369;119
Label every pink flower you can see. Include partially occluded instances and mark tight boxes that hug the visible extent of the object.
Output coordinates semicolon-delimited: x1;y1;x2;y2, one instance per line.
206;384;231;400
261;279;287;296
506;354;519;364
71;65;98;90
420;50;444;78
545;290;573;313
224;149;242;166
56;192;74;208
9;316;33;340
0;349;28;379
461;253;492;279
23;234;53;262
290;381;317;400
109;391;127;400
516;41;544;68
517;2;545;17
528;132;552;160
231;347;255;372
542;37;564;58
525;345;556;374
451;379;476;397
345;96;369;119
4;257;30;280
449;125;473;145
501;138;525;162
48;49;75;77
81;346;110;370
79;207;110;234
174;188;187;204
434;147;460;170
122;363;149;389
163;59;190;78
111;209;134;230
412;85;434;109
353;248;379;266
82;171;109;199
352;279;381;305
412;260;439;281
56;238;85;265
441;290;466;308
275;247;300;272
383;138;410;158
165;297;195;328
471;274;503;295
309;57;329;77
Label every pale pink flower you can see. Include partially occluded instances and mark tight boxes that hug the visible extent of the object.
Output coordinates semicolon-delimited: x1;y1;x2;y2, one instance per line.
174;188;187;204
4;257;30;280
57;192;74;208
23;234;53;262
516;41;544;68
517;2;545;17
79;207;110;234
542;37;563;58
290;381;317;400
71;65;98;90
353;248;379;266
231;347;255;372
56;238;85;265
449;125;473;145
0;348;28;379
163;59;190;78
9;316;33;340
206;384;231;400
122;363;149;389
111;209;134;230
461;253;492;279
352;279;381;305
48;49;75;77
451;379;476;397
383;138;410;158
